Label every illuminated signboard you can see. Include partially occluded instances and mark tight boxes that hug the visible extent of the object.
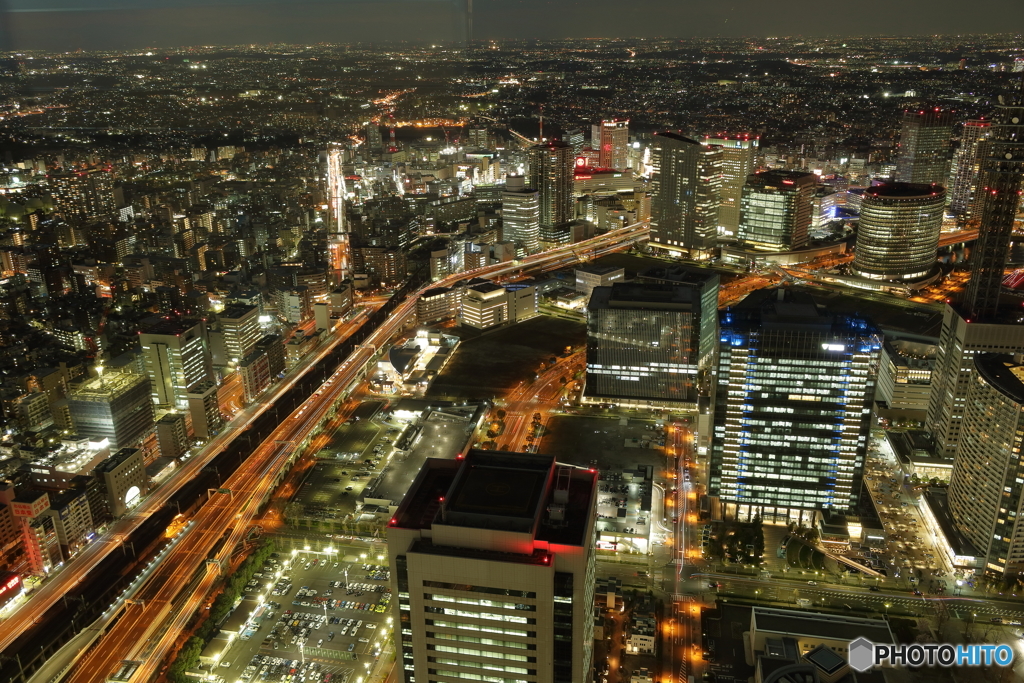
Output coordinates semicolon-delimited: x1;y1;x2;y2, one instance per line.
0;572;23;609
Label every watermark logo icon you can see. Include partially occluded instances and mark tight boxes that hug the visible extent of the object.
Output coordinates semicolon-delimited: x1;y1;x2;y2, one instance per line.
847;638;1015;670
848;637;875;672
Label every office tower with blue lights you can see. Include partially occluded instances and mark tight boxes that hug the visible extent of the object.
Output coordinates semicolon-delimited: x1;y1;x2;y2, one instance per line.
850;182;945;283
895;109;955;186
650;132;723;258
711;288;881;523
738;170;817;252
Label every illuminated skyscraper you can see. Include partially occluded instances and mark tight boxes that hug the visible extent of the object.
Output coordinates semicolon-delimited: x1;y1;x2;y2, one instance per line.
962;93;1024;322
851;183;944;282
701;134;759;235
502;176;541;255
711;289;880;523
895;109;955;185
528;141;574;231
592;119;629;170
650;132;723;257
948;118;992;218
927;90;1024;458
947;353;1024;576
738;171;817;252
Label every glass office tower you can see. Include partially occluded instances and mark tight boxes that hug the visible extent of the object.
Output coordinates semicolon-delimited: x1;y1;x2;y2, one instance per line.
711;288;881;524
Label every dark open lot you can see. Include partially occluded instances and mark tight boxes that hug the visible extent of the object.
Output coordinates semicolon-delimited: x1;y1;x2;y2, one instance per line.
427;315;586;401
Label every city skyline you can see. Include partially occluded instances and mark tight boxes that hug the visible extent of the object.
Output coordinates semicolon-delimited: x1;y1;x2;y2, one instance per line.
1;23;1024;683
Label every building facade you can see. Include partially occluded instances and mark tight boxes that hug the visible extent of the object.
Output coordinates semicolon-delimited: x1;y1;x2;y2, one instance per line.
584;276;719;409
700;134;759;236
947;354;1024;576
948;118;992;218
711;289;881;523
738;171;817;252
592;119;630;170
850;183;944;282
650;132;723;257
528;141;575;231
67;371;155;450
140;318;213;409
387;451;597;683
895;109;955;186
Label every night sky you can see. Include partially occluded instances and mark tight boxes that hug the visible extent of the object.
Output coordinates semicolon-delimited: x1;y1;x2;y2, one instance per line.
1;0;1023;51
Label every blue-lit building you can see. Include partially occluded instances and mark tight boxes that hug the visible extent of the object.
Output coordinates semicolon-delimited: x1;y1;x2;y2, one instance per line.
710;288;881;524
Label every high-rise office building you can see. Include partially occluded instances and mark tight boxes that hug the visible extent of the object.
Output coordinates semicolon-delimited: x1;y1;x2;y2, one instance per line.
218;304;262;364
948;118;992;218
926;91;1024;459
528;141;574;231
501;176;541;255
592;119;630;170
650;132;723;257
711;288;881;523
850;182;944;282
140;318;213;409
738;171;817;252
947;353;1024;576
926;309;1024;459
962;95;1024;322
701;134;759;235
67;372;155;450
584;276;719;409
48;169;117;222
895;109;955;185
387;450;597;683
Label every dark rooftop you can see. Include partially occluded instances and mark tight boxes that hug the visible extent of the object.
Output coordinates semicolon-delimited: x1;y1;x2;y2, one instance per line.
974;353;1024;406
753;606;894;644
589;282;701;311
865;181;945;200
391;450;596;546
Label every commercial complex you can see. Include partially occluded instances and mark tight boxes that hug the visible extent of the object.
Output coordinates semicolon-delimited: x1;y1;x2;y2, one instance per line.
711;288;881;523
584;276;719;410
895;109;955;186
737;171;817;252
850;183;944;282
649;132;723;257
386;451;597;683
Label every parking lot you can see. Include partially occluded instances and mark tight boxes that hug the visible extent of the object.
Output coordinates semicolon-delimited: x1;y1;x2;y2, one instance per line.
217;550;394;683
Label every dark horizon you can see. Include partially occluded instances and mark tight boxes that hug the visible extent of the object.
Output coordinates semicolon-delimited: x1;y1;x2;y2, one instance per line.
2;0;1023;52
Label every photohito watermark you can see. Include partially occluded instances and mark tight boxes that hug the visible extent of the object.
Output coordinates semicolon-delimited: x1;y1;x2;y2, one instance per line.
848;637;1015;671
